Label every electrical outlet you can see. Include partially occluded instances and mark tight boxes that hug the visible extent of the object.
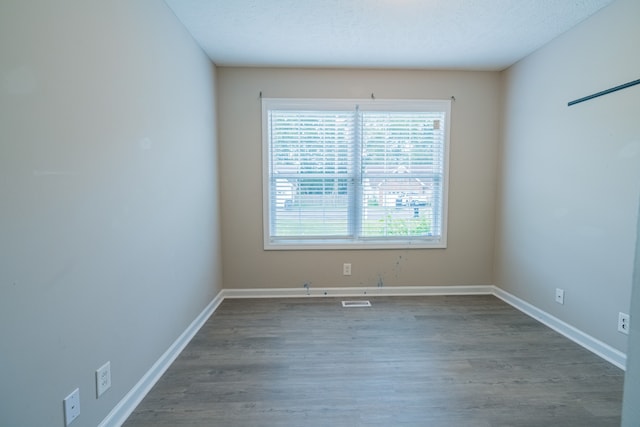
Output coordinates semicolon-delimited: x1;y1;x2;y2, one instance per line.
63;388;80;426
96;361;111;398
618;312;630;335
555;288;564;305
343;263;352;276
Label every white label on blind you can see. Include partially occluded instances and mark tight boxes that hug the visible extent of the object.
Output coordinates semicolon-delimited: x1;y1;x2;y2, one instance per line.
433;119;441;130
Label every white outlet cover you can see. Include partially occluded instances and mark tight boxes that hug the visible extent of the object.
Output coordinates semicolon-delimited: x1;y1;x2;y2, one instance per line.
63;388;80;426
618;312;630;335
343;263;352;276
96;361;111;398
555;288;564;305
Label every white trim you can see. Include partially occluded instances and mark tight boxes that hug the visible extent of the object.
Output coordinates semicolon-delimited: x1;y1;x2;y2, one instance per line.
493;287;626;370
262;97;451;251
222;285;494;299
98;290;225;427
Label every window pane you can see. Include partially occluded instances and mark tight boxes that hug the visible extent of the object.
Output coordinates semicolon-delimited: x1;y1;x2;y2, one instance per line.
268;110;355;239
360;111;446;238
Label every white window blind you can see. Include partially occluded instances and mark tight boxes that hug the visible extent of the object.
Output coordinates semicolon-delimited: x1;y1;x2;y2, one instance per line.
262;98;450;250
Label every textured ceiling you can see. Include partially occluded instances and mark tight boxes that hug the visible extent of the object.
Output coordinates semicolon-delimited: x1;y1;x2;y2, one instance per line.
163;0;614;71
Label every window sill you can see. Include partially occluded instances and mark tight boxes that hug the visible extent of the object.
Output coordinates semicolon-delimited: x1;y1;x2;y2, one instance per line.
264;238;447;250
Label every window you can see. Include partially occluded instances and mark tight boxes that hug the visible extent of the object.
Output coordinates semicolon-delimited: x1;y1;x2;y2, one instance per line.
262;98;451;250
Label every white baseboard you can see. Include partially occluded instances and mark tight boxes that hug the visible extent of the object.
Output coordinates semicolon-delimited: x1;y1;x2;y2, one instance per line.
99;290;225;427
493;287;626;370
223;284;495;299
105;284;626;426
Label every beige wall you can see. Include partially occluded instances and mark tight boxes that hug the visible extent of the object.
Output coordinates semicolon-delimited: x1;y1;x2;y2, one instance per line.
218;68;500;289
496;0;640;352
0;1;221;426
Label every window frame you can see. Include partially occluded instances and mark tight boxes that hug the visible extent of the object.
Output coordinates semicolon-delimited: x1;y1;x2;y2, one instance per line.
262;98;451;250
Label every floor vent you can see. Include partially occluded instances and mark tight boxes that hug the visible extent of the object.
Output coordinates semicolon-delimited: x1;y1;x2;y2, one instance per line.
341;300;371;308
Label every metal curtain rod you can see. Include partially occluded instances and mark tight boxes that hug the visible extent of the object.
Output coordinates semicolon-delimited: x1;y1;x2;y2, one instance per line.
568;78;640;106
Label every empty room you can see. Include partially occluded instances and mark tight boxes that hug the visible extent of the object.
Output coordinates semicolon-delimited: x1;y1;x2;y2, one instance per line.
1;0;639;426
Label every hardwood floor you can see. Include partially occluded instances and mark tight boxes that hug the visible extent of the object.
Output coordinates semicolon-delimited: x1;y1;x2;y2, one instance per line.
123;296;624;426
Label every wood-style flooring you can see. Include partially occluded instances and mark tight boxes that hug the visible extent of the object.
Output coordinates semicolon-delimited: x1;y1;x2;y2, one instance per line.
123;295;624;427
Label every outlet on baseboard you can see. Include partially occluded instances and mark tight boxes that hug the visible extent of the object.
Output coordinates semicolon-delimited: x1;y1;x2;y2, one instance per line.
555;288;564;305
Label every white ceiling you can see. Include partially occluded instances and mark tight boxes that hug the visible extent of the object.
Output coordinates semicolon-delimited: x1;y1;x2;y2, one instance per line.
163;0;614;71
